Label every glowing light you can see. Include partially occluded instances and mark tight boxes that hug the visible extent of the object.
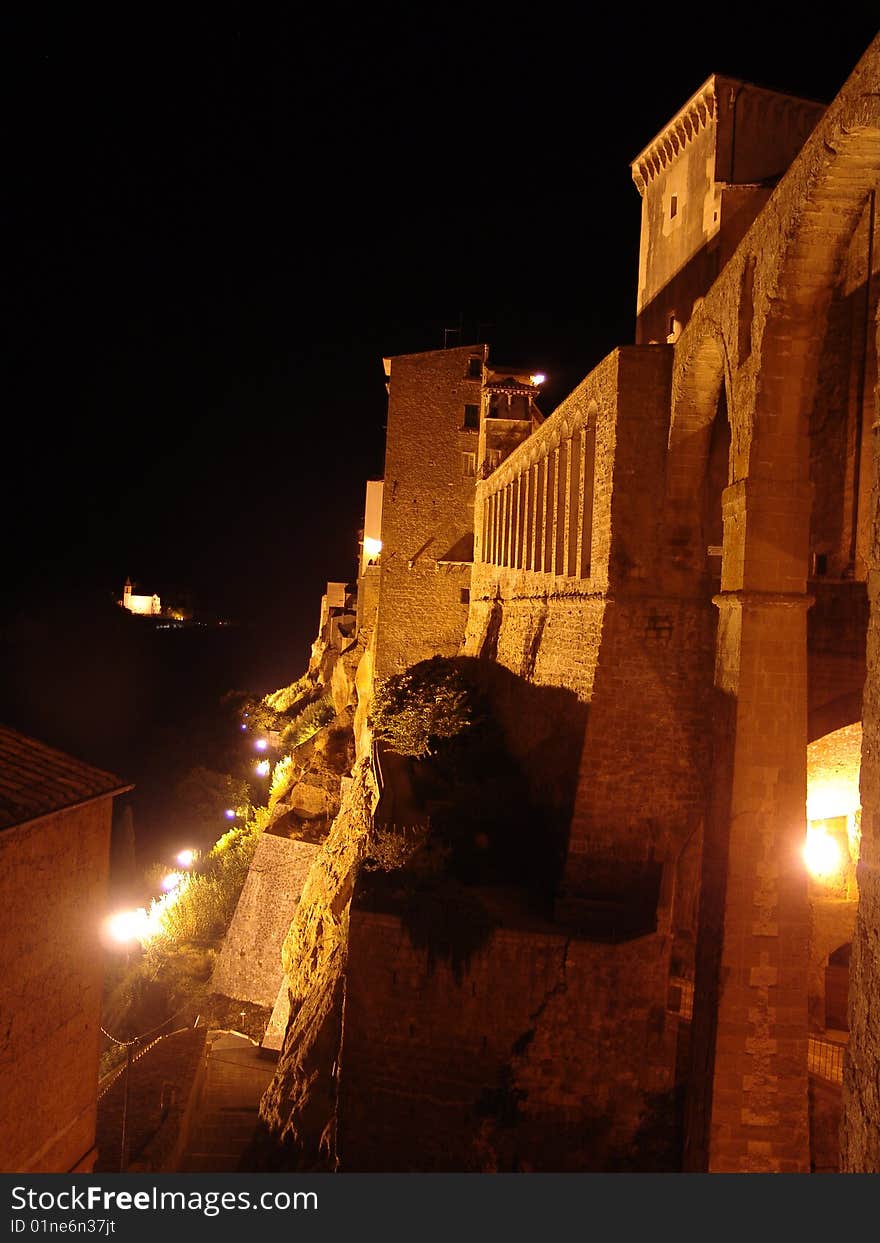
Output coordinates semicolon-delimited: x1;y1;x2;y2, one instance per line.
804;827;842;879
806;780;860;822
255;759;270;776
530;373;546;385
161;871;185;892
107;909;150;944
240;723;247;731
104;873;193;949
177;849;196;869
224;808;236;820
363;536;383;558
255;738;268;752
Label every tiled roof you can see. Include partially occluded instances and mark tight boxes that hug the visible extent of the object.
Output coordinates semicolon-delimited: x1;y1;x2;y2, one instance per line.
0;724;132;832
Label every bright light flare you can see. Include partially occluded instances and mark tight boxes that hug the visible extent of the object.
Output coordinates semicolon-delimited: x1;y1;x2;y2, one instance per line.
240;723;247;731
803;827;842;879
255;759;270;776
363;536;383;558
161;871;185;892
177;849;196;869
224;808;236;819
530;373;546;385
107;909;150;944
255;738;268;752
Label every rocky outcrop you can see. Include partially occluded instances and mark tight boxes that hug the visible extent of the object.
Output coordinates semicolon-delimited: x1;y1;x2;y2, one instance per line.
258;759;376;1167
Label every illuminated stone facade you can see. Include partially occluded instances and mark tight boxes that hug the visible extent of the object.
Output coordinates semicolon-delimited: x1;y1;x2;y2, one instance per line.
356;37;880;1173
120;577;161;616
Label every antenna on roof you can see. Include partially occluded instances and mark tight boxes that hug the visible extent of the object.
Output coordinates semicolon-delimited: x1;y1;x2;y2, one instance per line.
443;311;465;349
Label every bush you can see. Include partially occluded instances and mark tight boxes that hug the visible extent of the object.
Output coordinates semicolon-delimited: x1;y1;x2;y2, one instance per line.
362;823;436;873
268;755;295;808
154;824;260;945
280;696;335;750
370;657;483;758
263;676;314;715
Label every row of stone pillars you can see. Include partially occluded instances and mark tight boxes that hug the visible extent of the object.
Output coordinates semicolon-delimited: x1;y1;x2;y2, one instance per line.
481;425;596;577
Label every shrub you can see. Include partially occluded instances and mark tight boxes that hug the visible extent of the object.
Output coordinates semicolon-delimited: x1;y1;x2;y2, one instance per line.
370;657;483;757
155;825;260;945
268;755;295;808
263;676;313;715
362;823;433;873
280;696;335;750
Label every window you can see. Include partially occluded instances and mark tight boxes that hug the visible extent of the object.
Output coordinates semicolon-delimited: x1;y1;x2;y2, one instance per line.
463;403;479;430
670;194;678;219
462;452;476;477
467;355;482;379
460;588;470;604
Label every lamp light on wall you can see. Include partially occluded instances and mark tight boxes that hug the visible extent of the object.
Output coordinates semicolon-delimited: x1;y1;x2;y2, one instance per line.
803;825;842;880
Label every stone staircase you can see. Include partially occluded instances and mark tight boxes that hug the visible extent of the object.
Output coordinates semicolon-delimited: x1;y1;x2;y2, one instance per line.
178;1030;277;1172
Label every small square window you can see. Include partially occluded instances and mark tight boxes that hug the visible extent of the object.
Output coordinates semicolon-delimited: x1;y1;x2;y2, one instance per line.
467;356;482;379
463;403;479;430
670;195;678;219
460;588;470;604
462;452;476;477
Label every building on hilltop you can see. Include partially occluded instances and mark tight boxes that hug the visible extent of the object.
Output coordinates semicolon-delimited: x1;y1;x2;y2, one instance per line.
342;38;880;1173
0;726;131;1172
119;576;161;616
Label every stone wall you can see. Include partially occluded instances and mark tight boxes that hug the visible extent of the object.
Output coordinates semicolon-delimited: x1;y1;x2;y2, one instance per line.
212;835;318;1008
337;906;675;1171
0;799;112;1172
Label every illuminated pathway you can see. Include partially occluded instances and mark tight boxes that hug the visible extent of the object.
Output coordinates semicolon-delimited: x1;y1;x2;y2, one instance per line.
178;1031;277;1172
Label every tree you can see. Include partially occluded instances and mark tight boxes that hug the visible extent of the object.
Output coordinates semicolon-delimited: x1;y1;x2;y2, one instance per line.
370;657;483;758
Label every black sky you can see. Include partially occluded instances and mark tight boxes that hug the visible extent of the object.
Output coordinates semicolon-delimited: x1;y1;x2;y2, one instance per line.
5;9;879;671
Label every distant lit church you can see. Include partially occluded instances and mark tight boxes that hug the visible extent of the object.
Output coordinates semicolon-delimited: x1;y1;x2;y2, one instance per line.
119;577;161;616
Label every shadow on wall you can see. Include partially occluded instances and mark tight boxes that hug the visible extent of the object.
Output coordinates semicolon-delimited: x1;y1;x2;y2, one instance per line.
371;644;589;902
469;598;590;859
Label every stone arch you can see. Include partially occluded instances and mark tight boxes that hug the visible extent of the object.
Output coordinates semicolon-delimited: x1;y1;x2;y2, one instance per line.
824;941;852;1031
666;329;731;577
685;72;880;1173
741;97;880;600
808;690;864;744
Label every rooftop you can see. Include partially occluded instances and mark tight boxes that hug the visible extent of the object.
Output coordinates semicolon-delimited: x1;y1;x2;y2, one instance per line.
0;724;132;832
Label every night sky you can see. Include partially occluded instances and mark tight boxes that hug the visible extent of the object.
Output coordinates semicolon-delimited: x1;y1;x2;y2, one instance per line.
5;11;879;673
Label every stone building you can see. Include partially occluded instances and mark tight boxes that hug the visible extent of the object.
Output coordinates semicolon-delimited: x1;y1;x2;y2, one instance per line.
119;577;161;616
372;344;485;679
0;726;130;1172
352;36;880;1172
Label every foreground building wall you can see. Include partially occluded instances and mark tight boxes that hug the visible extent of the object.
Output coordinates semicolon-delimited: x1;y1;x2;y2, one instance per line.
0;801;115;1172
